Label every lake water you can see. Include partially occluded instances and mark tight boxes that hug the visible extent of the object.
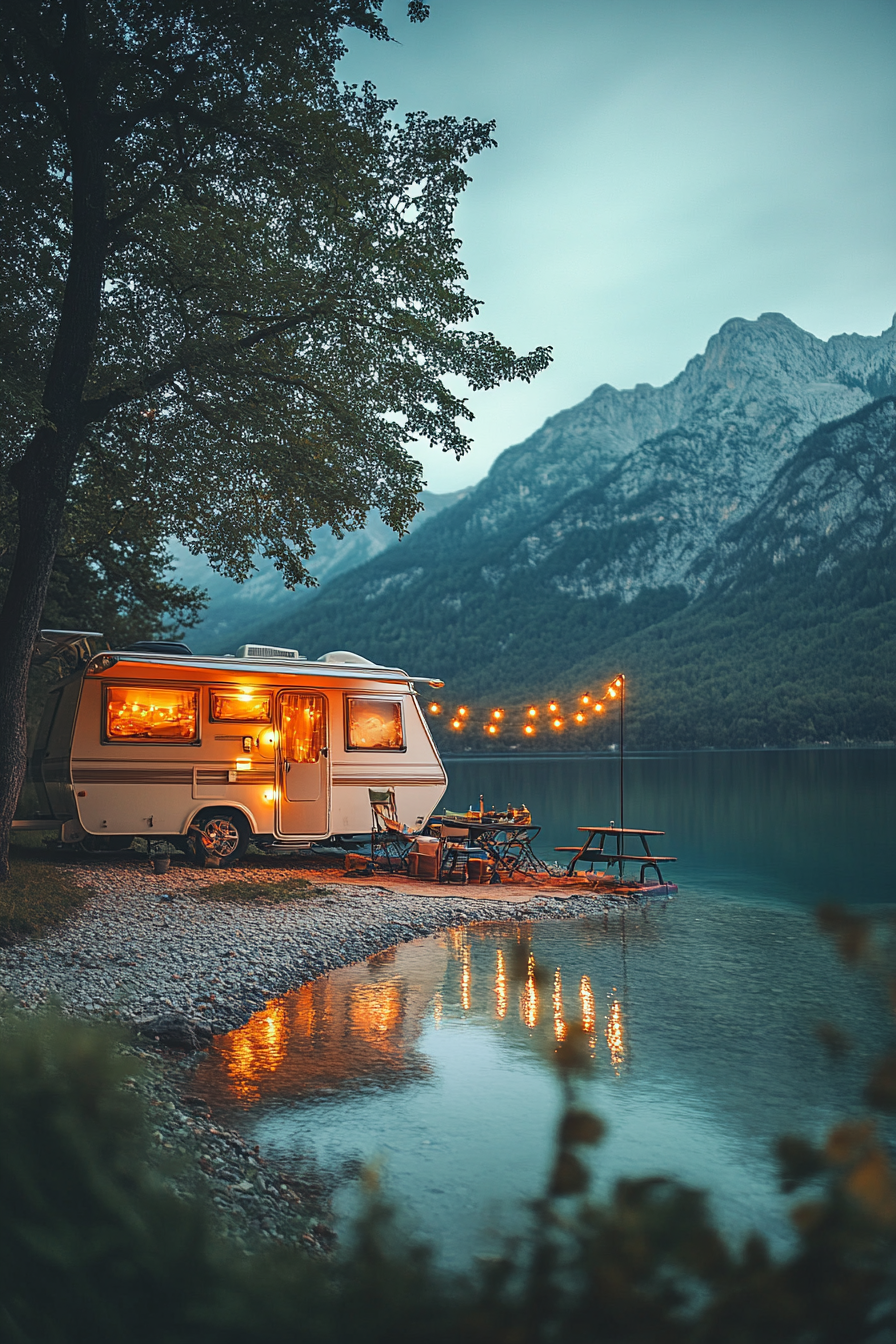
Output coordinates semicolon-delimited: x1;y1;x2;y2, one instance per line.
194;749;896;1266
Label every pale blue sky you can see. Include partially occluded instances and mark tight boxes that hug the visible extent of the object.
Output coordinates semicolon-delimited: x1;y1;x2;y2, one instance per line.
340;0;896;491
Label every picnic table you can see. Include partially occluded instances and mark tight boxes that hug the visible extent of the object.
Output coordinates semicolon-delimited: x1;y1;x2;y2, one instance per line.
429;815;548;883
555;826;676;884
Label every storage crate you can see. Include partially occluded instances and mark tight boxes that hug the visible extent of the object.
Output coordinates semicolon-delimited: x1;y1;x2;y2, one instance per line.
408;851;440;880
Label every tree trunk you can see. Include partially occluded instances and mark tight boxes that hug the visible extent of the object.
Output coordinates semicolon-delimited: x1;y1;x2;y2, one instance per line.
0;0;107;881
0;432;78;880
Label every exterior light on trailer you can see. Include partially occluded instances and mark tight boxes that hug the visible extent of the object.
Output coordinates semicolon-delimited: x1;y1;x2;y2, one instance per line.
235;758;252;771
263;789;278;802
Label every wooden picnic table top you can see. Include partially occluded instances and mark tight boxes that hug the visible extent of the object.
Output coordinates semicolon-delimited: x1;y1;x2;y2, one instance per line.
576;825;665;836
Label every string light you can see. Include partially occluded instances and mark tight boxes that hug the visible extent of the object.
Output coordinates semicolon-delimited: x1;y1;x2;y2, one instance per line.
457;706;469;718
527;706;537;718
594;703;605;714
491;708;504;721
552;717;563;730
486;723;499;735
428;702;442;714
524;724;535;736
548;700;558;713
574;712;585;723
432;676;624;736
451;718;463;730
581;693;591;705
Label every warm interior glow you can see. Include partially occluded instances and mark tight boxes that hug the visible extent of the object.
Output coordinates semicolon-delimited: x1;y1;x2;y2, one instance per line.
211;691;272;723
105;685;198;741
346;697;403;750
281;693;326;761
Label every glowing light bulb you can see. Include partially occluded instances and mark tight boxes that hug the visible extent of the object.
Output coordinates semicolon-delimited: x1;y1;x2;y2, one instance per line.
524;724;535;736
492;708;503;720
428;702;442;714
581;693;591;705
548;701;558;713
574;712;585;723
527;706;537;718
458;706;468;718
451;718;462;730
615;679;622;688
595;703;604;714
608;688;617;698
487;724;498;735
552;717;563;729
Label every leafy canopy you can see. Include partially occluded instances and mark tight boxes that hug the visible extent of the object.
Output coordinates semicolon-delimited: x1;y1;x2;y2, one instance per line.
0;0;550;588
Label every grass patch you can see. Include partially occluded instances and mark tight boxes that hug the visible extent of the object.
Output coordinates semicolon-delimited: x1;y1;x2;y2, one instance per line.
196;876;329;904
1;837;89;943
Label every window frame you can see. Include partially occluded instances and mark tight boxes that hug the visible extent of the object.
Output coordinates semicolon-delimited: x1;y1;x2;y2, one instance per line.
344;695;407;753
208;688;273;724
101;682;201;745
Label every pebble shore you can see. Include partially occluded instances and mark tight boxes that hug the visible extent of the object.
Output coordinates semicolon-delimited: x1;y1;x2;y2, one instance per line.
0;855;624;1251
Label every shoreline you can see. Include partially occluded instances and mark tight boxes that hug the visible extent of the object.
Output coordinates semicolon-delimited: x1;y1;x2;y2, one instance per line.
0;855;637;1251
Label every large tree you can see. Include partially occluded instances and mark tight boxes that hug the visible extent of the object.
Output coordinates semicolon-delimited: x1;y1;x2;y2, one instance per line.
0;0;550;878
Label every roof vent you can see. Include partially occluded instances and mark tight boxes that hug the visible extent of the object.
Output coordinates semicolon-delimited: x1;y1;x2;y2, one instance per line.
318;650;376;666
236;644;306;661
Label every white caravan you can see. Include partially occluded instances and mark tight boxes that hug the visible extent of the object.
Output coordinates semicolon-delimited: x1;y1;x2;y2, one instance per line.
23;637;447;864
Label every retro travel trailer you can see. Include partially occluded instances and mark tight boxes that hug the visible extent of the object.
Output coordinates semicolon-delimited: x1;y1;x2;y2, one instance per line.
22;634;447;864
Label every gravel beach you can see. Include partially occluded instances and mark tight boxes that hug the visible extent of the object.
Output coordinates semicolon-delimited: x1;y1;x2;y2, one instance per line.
1;854;633;1250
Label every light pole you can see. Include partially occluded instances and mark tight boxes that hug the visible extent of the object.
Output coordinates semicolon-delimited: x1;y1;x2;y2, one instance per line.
598;674;626;879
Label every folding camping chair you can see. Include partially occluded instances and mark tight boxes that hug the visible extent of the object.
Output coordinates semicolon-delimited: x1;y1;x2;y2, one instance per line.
369;788;416;872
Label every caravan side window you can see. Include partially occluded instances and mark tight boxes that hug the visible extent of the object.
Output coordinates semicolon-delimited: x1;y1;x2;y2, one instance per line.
210;691;272;723
104;686;199;742
345;697;404;751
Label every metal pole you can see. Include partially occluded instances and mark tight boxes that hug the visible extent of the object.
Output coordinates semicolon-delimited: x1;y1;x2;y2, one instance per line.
619;675;625;880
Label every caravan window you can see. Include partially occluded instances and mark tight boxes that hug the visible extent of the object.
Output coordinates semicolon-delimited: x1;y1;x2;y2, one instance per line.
104;686;199;742
210;691;272;723
280;694;326;762
345;698;404;751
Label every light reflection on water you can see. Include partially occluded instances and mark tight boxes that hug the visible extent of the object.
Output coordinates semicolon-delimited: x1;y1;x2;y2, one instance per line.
193;750;895;1266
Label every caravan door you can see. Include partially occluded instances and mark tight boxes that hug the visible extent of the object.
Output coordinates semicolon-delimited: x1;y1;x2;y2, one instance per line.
277;692;329;836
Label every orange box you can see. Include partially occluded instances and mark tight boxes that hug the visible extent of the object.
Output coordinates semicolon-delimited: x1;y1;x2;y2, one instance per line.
408;852;439;880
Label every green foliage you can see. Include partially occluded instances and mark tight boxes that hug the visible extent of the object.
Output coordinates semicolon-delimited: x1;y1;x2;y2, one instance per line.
0;0;550;592
0;835;88;943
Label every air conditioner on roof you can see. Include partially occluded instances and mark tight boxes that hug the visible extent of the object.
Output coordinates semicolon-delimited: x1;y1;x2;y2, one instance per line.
236;644;306;661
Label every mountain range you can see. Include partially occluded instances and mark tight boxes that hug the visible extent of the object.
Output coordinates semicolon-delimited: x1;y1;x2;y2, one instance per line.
177;313;896;749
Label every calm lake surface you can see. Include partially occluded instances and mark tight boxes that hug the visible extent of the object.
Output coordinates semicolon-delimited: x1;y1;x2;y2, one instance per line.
196;749;896;1265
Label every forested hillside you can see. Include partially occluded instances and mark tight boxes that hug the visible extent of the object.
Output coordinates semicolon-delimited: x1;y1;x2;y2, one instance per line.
269;317;896;750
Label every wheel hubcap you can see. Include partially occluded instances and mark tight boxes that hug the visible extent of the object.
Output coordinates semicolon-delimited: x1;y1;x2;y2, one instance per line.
200;818;240;857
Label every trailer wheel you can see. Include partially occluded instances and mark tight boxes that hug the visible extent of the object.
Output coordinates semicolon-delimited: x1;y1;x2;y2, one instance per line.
186;810;250;867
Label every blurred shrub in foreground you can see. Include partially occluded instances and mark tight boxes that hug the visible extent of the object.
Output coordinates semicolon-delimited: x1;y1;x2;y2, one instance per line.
2;906;896;1343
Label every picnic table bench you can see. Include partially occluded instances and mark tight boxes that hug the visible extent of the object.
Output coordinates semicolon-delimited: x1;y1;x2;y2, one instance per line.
557;826;676;883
